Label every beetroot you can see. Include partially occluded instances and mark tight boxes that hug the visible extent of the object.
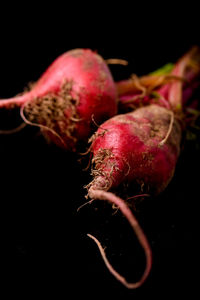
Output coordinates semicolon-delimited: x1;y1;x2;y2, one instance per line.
82;49;200;290
85;104;181;288
0;49;117;151
89;105;181;195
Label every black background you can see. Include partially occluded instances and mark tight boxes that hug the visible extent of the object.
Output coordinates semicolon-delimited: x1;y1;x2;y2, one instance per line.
0;4;200;299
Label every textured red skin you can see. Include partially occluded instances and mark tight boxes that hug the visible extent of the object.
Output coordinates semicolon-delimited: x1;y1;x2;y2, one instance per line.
90;105;181;194
0;49;117;150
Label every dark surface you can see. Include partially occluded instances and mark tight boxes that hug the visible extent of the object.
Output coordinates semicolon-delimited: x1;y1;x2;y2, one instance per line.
0;4;200;299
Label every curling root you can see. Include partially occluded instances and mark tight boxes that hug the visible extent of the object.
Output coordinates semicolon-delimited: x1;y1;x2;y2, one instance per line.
77;199;95;212
87;189;152;289
159;110;174;146
0;122;27;134
105;58;128;66
20;102;67;148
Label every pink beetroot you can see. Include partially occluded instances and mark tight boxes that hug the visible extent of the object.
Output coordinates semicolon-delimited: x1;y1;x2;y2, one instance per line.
0;49;118;151
86;104;181;288
89;105;181;195
84;49;200;288
84;50;200;290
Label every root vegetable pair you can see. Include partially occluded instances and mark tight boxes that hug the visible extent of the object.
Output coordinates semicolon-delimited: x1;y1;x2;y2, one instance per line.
1;47;200;289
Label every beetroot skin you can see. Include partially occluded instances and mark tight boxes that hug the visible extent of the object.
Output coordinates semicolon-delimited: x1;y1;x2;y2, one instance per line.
0;49;117;151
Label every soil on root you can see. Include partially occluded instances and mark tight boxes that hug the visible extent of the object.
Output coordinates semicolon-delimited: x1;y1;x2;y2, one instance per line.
22;82;81;151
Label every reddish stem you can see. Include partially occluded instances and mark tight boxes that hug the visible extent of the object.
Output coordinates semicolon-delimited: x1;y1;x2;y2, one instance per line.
117;47;200;113
116;75;166;96
88;188;152;289
168;52;191;112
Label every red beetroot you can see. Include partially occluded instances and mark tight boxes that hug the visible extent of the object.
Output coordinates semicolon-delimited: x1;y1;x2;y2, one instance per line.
0;49;117;151
84;48;200;289
89;105;181;194
86;104;182;288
